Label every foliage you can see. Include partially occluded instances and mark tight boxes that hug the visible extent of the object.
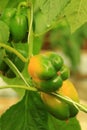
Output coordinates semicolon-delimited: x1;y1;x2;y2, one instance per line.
0;20;9;43
0;91;81;130
63;0;87;33
48;21;87;71
0;0;87;130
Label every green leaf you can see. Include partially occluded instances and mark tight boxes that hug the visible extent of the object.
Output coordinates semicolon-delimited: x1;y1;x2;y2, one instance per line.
6;0;25;8
0;56;29;97
40;0;70;22
0;48;5;63
0;20;9;43
0;0;9;12
48;114;81;130
34;0;70;34
33;0;40;13
49;21;81;70
0;74;25;97
64;0;87;33
0;91;48;130
0;90;82;130
13;43;28;58
0;49;6;72
33;36;44;55
0;0;26;12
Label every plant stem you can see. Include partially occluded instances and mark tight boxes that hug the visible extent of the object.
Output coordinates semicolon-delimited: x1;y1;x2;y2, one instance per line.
0;85;37;91
27;2;33;58
17;1;28;10
17;1;28;15
52;92;87;113
4;57;29;87
0;43;28;62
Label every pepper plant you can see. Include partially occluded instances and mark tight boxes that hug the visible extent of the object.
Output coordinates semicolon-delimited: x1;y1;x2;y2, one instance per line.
0;0;87;130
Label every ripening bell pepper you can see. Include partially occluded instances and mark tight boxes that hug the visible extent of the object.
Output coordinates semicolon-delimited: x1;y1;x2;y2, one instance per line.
33;75;63;92
41;80;79;120
28;54;56;80
28;52;70;92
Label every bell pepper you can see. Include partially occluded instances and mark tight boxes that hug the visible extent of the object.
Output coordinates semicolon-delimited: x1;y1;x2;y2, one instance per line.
28;52;70;92
45;51;64;71
33;75;63;92
28;54;56;80
41;80;79;120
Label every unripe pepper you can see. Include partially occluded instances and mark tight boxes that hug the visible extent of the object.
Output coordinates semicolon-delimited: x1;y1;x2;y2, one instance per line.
10;13;28;42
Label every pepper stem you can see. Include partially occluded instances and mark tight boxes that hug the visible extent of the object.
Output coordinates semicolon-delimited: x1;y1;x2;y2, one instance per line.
51;92;87;113
27;2;34;59
17;1;28;15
